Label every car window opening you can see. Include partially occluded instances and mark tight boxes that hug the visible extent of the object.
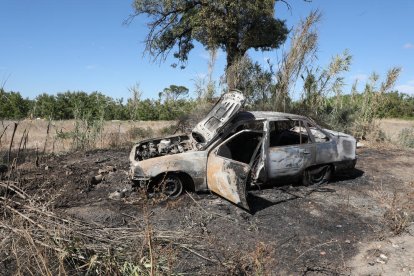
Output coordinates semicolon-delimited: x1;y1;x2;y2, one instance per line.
269;120;310;147
217;132;263;164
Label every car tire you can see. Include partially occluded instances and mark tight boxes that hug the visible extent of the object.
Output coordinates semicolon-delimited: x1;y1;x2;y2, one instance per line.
160;174;183;198
303;164;332;186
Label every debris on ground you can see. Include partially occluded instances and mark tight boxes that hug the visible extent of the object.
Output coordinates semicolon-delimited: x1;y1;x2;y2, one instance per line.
1;146;413;275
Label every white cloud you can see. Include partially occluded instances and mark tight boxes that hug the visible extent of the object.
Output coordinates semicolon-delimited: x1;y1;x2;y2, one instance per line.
396;81;414;95
403;43;414;49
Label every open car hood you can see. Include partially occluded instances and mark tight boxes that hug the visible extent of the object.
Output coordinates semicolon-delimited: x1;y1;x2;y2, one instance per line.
192;90;246;146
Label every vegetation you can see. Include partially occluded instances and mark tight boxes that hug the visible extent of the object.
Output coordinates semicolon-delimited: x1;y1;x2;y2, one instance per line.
130;0;288;88
1;9;413;145
0;89;32;119
1;83;413;129
1;4;414;275
398;127;414;148
0;88;195;121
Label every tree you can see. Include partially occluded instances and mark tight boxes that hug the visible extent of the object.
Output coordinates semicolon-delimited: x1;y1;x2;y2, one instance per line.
0;89;32;119
127;82;142;120
33;93;57;119
158;85;190;119
229;56;273;109
160;85;189;102
131;0;288;89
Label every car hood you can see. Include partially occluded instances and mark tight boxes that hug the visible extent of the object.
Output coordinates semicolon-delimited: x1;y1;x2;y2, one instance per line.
191;90;246;146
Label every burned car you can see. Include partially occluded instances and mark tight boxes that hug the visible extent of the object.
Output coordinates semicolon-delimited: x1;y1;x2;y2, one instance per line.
129;91;357;209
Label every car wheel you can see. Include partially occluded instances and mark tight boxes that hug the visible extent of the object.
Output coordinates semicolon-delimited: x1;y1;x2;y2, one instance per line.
160;174;183;198
303;165;332;186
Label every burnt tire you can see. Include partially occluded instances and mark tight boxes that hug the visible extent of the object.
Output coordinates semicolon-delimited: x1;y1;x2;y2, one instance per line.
160;175;183;198
303;164;332;186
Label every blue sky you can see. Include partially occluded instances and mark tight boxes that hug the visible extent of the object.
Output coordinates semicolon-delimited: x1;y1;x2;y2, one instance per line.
1;0;413;100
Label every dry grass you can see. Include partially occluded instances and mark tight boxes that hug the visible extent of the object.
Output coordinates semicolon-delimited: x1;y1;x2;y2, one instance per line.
383;191;411;235
355;119;414;151
369;178;413;235
0;119;174;154
0;180;279;275
0;184;202;275
1;111;412;274
376;118;414;143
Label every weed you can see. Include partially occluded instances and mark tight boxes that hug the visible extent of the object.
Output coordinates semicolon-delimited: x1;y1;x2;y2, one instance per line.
248;242;276;275
127;126;154;141
384;191;411;235
0;190;181;276
159;125;177;136
398;127;414;148
221;241;276;275
371;128;388;142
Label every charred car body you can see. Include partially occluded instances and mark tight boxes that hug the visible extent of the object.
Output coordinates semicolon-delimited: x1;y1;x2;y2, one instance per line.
129;91;357;210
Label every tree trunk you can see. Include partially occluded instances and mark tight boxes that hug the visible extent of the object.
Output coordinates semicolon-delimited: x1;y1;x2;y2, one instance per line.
226;44;244;91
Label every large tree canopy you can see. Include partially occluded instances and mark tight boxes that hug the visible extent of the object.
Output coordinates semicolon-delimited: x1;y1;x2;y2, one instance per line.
132;0;289;89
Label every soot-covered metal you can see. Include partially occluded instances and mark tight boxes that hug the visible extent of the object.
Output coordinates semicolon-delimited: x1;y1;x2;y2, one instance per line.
129;90;357;209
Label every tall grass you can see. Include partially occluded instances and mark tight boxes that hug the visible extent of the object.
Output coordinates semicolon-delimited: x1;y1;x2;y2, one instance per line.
0;187;177;275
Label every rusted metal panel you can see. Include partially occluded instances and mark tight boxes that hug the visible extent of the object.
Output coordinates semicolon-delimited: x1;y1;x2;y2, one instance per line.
207;154;250;210
130;151;208;191
129;103;358;208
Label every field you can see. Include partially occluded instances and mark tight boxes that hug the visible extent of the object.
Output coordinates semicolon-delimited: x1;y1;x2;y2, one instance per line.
377;118;414;143
0;119;173;154
1;119;413;275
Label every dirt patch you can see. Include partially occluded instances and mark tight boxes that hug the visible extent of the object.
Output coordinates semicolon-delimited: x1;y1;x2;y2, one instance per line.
348;233;414;275
1;145;413;275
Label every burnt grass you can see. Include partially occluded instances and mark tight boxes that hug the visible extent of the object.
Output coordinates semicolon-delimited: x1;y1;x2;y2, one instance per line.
1;146;413;275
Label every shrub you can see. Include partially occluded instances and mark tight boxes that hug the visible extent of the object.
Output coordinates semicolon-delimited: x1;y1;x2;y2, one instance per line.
398;127;414;148
159;125;178;136
127;126;154;141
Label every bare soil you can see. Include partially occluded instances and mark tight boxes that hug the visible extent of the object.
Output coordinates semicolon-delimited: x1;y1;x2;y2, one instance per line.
1;144;413;275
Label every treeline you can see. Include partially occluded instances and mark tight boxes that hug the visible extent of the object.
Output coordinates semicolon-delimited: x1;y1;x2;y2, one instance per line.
291;91;414;120
0;88;196;121
1;87;414;122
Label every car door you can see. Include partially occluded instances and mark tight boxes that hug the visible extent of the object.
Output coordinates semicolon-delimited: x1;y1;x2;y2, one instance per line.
266;119;315;179
207;130;263;210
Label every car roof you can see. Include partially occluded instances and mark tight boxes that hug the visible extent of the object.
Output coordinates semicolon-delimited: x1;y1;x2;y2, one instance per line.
234;111;309;122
